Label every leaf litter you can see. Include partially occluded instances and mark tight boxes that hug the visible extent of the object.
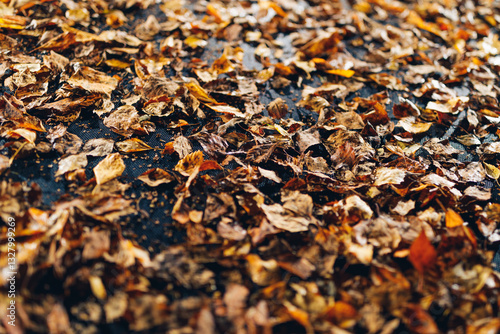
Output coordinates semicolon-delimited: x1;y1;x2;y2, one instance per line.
0;0;500;333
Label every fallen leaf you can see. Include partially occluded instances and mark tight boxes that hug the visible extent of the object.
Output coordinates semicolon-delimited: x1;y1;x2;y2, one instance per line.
445;209;463;228
93;153;126;185
258;167;282;183
246;254;280;286
409;230;437;274
173;136;192;159
373;167;406;186
138;168;175;187
67;66;119;97
115;138;152;153
267;98;288;119
56;153;88;176
174;151;204;176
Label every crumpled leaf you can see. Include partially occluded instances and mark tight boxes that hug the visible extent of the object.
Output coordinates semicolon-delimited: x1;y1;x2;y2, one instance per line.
246;254;280;286
174;151;204;176
258;167;282;183
56;153;88;176
373;167;406;186
115;138;152;153
261;191;316;232
67;66;119;97
103;105;141;137
82;138;114;157
138;168;175;187
173;136;192;159
396;117;432;134
267;97;288;119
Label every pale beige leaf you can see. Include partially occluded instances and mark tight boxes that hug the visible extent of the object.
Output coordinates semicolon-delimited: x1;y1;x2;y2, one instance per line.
94;153;125;185
56;153;88;176
258;167;282;183
373;167;406;186
173;136;192;159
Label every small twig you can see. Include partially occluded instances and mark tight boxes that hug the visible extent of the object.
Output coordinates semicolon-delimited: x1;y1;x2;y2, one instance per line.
9;142;27;165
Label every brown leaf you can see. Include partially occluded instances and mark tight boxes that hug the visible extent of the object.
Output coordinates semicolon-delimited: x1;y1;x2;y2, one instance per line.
246;254;280;286
82;138;114;157
46;303;72;334
267;97;288;119
335;111;365;130
56;153;88;176
373;167;406;186
82;229;110;260
199;160;223;172
0;154;10;173
403;304;439;334
103;105;141;137
138;168;175;187
67;66;119;97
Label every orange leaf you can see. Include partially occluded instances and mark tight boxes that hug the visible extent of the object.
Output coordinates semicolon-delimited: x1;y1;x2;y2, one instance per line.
199;160;223;172
445;209;463;228
206;4;223;23
283;301;311;329
408;230;437;274
162;142;175;155
324;301;358;324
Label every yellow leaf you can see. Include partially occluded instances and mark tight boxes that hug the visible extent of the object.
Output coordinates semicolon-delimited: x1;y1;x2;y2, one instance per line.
184;81;218;104
484;162;500;180
184;35;208;48
445;209;463;228
325;69;355;78
89;276;107;300
105;59;131;69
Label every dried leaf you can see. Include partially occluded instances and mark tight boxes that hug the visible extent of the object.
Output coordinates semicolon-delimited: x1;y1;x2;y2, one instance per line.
67;66;119;97
82;138;114;157
445;209;463;228
267;98;288;119
56;153;88;176
138;168;175;187
94;153;126;185
103;105;140;137
246;254;280;286
115;138;152;153
174;151;204;176
373;167;406;186
173;136;192;159
409;230;437;274
396;117;432;134
89;275;107;300
258;167;282;183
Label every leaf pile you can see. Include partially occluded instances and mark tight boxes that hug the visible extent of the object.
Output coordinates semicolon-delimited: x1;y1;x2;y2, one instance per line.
1;0;500;333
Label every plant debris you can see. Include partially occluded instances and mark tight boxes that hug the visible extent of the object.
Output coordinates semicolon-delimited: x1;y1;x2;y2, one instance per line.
1;0;500;333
